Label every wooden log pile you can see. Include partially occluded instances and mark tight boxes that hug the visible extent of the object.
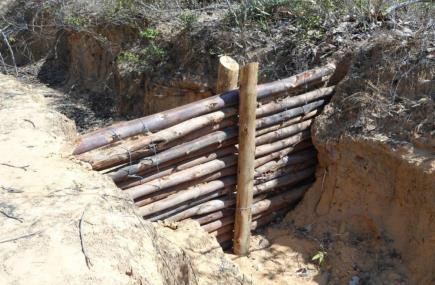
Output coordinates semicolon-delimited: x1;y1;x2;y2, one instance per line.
73;63;337;247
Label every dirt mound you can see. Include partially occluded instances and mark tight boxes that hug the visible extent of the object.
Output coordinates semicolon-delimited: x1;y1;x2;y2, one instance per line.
288;36;434;284
0;74;246;285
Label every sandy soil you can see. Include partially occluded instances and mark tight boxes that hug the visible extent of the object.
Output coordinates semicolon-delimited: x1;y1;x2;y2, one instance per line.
0;74;246;285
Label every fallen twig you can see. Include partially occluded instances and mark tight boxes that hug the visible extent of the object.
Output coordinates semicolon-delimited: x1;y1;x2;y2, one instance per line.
0;163;30;171
23;119;36;128
0;210;23;223
79;207;93;269
0;231;42;244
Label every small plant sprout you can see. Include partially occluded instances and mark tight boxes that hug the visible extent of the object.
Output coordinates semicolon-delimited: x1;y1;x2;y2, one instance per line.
312;250;327;266
139;28;158;40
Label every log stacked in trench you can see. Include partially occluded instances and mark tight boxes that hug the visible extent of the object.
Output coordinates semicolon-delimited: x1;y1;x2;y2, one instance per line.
73;63;337;249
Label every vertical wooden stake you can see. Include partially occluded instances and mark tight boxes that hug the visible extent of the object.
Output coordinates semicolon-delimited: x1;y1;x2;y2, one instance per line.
233;62;258;256
216;56;240;93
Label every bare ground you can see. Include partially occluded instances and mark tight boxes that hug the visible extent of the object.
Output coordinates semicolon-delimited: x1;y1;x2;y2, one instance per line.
0;74;247;285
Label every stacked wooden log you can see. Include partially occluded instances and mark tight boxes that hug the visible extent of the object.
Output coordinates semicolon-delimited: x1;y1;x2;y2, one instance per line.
73;63;337;247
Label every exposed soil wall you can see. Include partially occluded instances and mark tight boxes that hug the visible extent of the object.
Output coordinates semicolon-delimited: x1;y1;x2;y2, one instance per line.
287;36;435;284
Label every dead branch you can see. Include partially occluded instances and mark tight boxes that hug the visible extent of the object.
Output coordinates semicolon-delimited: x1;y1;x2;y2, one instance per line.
79;208;92;269
0;231;42;244
0;28;18;76
0;210;24;223
0;163;29;171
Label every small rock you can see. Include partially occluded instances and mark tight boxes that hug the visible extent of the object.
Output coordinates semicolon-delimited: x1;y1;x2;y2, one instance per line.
349;275;360;285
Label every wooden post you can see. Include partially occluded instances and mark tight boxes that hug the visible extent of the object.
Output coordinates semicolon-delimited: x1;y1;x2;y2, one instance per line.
216;56;239;93
233;62;258;255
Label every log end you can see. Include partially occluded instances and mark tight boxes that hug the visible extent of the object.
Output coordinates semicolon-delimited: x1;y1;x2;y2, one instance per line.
219;56;240;71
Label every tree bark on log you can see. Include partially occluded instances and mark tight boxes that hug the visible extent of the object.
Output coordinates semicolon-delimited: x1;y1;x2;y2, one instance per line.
203;206;288;234
255;160;316;184
137;175;236;214
109;127;239;182
255;130;310;157
256;99;326;129
135;146;313;209
78;86;330;171
78;109;237;170
111;124;310;183
160;168;313;222
255;109;318;136
73;63;336;155
255;149;316;174
148;187;233;222
195;209;234;225
253;167;315;196
234;62;258;255
256;86;334;118
127;155;237;199
212;184;310;242
255;119;313;146
125;131;311;200
135;167;236;207
79;88;329;171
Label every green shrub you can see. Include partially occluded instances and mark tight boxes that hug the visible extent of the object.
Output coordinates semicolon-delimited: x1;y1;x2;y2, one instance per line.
139;28;158;40
179;12;198;30
117;51;140;64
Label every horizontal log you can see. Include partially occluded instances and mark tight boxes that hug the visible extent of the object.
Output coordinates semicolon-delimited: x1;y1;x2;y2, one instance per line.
148;188;235;222
126;135;312;202
73;63;336;154
196;177;313;228
255;149;316;174
256;86;334;118
109;127;239;182
135;168;236;208
83;94;325;172
203;206;289;234
120;122;312;188
78;112;237;170
136;149;314;210
114;126;309;184
202;215;234;233
162;168;313;222
118;145;237;189
135;166;236;207
210;211;280;236
255;160;316;184
195;209;234;225
255;130;310;157
253;140;312;167
135;144;315;207
80;88;329;171
255;109;318;137
214;185;310;243
256;99;326;129
253;167;315;196
255;119;313;146
127;155;237;199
